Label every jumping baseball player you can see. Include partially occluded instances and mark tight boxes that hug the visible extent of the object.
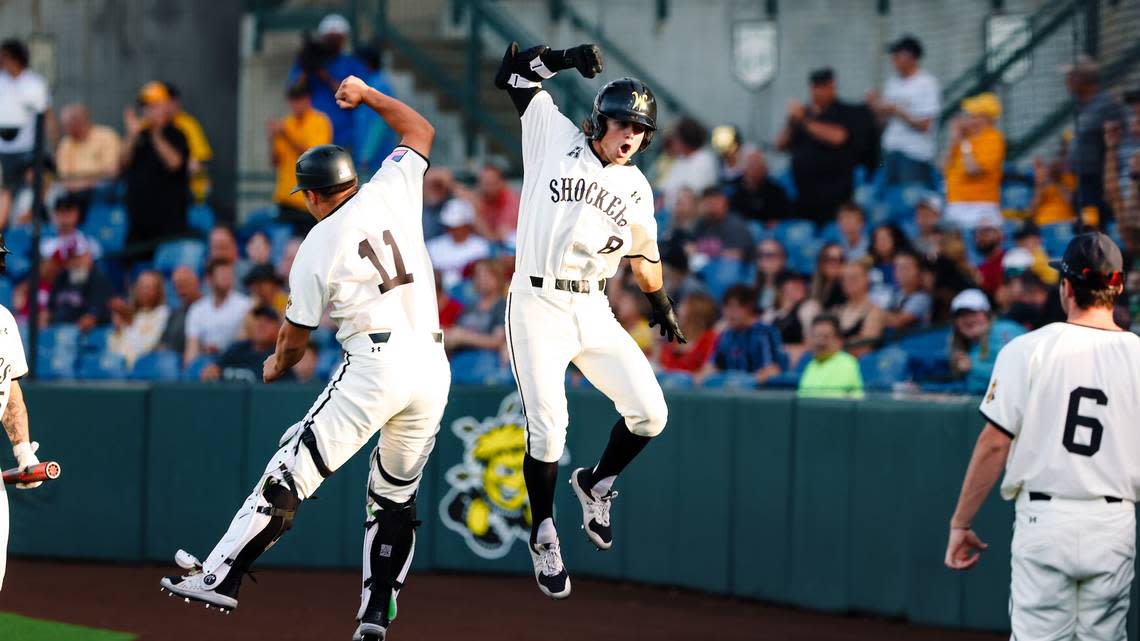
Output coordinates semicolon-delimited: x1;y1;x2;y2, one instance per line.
0;233;43;592
493;43;685;599
160;76;448;641
946;232;1140;640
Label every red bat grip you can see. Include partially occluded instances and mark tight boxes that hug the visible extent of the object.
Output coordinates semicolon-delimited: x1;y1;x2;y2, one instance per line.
2;461;61;485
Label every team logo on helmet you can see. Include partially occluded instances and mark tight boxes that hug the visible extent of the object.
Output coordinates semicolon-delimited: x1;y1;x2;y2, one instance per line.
631;91;650;112
439;393;570;559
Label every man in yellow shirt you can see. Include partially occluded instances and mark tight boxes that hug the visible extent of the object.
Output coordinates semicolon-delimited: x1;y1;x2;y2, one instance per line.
944;92;1005;230
161;83;213;203
268;83;333;234
56;103;122;195
798;314;864;399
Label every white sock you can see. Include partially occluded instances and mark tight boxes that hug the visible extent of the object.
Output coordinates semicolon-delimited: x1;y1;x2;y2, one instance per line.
590;467;616;496
535;517;557;545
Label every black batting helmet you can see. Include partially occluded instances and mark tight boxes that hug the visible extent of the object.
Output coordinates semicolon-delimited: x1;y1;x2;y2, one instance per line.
291;144;357;194
589;77;657;152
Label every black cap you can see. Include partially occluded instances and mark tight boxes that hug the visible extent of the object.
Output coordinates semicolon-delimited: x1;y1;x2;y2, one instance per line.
53;192;84;211
1013;220;1040;240
251;305;281;322
808;67;834;85
244;263;284;287
286;81;309;99
291;144;357;194
1049;232;1124;288
888;35;924;59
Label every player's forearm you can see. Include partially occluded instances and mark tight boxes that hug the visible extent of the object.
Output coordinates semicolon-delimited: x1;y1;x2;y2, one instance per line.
2;381;30;447
950;424;1011;528
272;323;310;375
361;87;434;155
630;257;664;292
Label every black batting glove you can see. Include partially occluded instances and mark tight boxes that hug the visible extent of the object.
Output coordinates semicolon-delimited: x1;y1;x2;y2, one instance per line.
564;44;603;78
494;42;551;89
644;289;687;344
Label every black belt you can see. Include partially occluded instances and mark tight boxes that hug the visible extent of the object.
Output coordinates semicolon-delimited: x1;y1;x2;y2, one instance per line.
1029;491;1123;503
530;276;606;294
369;331;444;344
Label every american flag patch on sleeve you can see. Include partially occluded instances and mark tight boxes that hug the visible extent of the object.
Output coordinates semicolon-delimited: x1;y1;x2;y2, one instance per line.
387;148;408;163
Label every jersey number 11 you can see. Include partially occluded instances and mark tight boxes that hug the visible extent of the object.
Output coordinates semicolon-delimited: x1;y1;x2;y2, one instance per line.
358;230;415;294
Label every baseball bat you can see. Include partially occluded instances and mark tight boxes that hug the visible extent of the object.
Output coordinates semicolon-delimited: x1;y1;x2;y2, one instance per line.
2;461;62;485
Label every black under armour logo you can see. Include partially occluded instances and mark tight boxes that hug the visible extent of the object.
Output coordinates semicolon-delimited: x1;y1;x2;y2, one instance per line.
567;146;582;158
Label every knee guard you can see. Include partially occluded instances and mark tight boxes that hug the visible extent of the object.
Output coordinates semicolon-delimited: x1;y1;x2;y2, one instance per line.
199;448;302;593
357;491;420;626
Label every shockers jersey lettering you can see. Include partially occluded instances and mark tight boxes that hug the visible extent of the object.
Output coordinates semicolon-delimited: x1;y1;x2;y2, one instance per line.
514;91;659;287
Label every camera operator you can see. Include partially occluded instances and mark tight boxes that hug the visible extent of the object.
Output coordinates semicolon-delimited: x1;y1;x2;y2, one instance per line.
286;14;368;151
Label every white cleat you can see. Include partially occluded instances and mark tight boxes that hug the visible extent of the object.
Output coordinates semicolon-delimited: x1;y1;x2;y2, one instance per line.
529;538;571;600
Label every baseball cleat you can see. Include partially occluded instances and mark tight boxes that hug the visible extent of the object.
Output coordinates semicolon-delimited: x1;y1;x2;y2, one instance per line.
160;550;238;613
569;467;616;550
529;538;571;599
352;606;390;641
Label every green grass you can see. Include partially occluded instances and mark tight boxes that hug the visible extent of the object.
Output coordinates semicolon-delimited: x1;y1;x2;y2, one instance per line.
0;612;136;640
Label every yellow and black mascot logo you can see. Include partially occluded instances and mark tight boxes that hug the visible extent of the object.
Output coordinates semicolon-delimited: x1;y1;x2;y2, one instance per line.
439;393;569;559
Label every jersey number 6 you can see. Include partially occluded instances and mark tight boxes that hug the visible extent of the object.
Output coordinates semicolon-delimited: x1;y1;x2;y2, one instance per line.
1062;387;1107;457
358;231;415;294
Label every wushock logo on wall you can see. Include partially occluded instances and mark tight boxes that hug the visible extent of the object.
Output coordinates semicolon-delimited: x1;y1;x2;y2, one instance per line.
438;393;569;559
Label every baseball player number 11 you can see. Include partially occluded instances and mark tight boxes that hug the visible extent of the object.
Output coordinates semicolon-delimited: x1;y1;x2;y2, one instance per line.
358;230;415;294
1062;387;1107;457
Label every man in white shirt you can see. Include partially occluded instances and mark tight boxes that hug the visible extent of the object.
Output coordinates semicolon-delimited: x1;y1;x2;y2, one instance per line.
426;197;491;289
867;35;940;190
183;258;252;365
0;39;53;190
657;117;719;211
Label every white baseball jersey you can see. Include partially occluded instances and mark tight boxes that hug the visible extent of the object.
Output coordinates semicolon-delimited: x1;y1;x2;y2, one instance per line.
511;90;659;288
285;146;440;345
0;305;28;418
980;322;1140;501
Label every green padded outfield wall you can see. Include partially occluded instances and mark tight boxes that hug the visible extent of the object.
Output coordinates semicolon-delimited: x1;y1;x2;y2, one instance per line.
7;382;1140;637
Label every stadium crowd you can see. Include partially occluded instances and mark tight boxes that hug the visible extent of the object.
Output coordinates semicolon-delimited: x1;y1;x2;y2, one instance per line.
2;25;1140;397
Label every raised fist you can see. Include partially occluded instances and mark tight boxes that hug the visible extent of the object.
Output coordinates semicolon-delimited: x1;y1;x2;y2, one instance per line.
566;44;603;78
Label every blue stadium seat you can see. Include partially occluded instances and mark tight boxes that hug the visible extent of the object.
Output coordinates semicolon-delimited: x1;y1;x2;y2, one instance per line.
746;221;769;244
262;223;295;265
188;203;216;235
451;349;506;385
79;325;114;353
772;219;817;248
36;349;76;380
316;349;344;380
773;169;797;202
182;355;216;381
129;349;181;381
3;226;32;281
39;324;81;353
76;351;127;380
447;280;479;308
764;351;812;389
311;325;338;350
818;221;842;244
153;239;207;274
1040;223;1075;258
858;347;910;391
239;206;279;238
81;202;129;253
895;327;950;357
698;257;755;303
0;278;12;310
656;370;695;389
787;238;823;275
700;371;758;390
868;202;891;226
853;183;876;209
1001;183;1034;212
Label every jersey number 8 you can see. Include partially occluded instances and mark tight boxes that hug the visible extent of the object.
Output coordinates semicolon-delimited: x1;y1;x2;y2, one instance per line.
358;231;414;294
1062;387;1107;457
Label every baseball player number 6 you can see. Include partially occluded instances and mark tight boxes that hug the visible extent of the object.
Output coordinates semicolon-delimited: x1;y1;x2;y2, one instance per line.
1062;387;1107;457
358;230;415;294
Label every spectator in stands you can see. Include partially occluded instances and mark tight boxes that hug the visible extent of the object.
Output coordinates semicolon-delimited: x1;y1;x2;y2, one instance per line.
1011;222;1058;286
867;35;940;189
973;217;1005;298
755;238;787;311
159;265;201;355
1065;56;1125;219
162;83;212;203
710;125;756;183
658;291;719;374
660;240;705;304
810;242;847;309
184;258;252;366
834;259;885;357
0;39;54;191
41;193;101;260
726;149;790;225
270;82;332;234
776;68;858;223
661;186;700;254
208;225;250;283
473;163;520;242
245;230;273;270
293;342;320;384
108;270;169;368
1001;260;1064;331
763;271;821;366
427;198;491;290
930;224;980;322
836;202;869;260
288;13;368;150
912;193;943;260
444;259;506;356
692;186;754;263
1031;153;1077;226
943;92;1005;231
658;117;718;211
277;237;302;282
797;314;864;399
120;81;188;262
1;160;59;228
435;269;464;329
869;223;912;289
947;288;1025;393
697;285;784;386
243;264;288;318
56;103;122;198
883;251;932;331
201;306;282;383
353;45;399;175
422;167;456;240
1104;94;1140;227
45;238;113;331
612;286;655;355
